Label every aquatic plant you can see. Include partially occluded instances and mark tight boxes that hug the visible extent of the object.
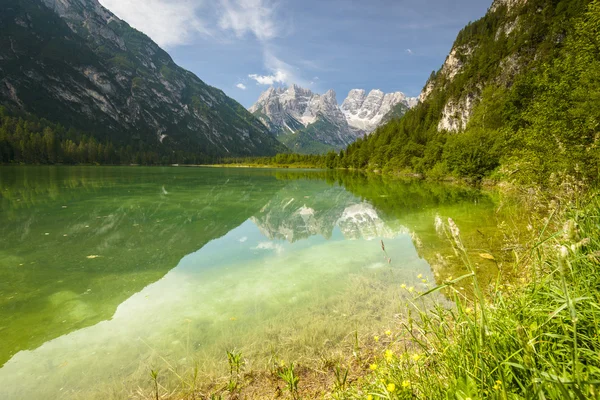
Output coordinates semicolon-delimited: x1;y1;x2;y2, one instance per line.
333;363;349;392
355;193;600;399
226;349;244;393
277;362;300;399
150;369;160;400
226;349;244;377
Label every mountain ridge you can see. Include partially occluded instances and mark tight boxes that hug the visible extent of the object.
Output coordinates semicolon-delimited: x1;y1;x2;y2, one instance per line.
249;85;417;154
0;0;286;162
324;0;599;186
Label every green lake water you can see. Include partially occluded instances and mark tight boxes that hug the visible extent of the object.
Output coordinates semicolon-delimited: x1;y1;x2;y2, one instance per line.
0;166;505;399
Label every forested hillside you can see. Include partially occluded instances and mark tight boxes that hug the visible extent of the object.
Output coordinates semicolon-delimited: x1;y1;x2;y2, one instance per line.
326;0;600;185
0;0;286;164
0;107;210;164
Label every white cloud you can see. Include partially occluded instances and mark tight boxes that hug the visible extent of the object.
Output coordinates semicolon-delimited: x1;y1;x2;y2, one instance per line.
248;70;287;85
99;0;310;91
254;242;284;254
248;49;313;88
99;0;210;47
218;0;279;41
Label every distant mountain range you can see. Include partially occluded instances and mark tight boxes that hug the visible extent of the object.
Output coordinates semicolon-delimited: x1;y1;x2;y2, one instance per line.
0;0;418;161
0;0;286;161
249;85;417;154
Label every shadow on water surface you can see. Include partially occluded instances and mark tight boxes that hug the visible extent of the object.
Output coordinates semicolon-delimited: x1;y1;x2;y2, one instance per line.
0;166;287;367
0;166;504;399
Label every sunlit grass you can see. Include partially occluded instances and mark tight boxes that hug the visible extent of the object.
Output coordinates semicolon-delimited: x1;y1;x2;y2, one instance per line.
348;192;600;399
134;189;600;400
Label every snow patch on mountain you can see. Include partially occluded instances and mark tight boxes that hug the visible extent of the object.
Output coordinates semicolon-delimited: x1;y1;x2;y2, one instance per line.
249;84;356;148
341;89;417;134
250;85;418;147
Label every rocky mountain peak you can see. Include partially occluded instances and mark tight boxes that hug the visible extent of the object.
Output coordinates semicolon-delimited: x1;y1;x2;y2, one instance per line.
340;90;367;114
249;84;417;153
341;89;417;134
324;89;337;103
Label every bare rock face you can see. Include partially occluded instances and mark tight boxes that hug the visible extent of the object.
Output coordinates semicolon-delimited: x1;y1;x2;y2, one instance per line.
249;85;358;151
419;81;435;103
250;85;417;152
341;89;417;134
490;0;527;13
1;0;284;157
250;85;348;133
437;94;477;132
416;0;530;134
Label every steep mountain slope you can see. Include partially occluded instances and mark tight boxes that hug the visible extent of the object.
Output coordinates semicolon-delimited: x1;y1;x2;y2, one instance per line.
331;0;599;185
341;89;417;134
250;85;416;154
0;0;285;162
249;85;356;154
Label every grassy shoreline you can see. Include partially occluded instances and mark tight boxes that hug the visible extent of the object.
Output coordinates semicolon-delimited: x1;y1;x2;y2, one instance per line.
131;184;599;399
343;190;600;399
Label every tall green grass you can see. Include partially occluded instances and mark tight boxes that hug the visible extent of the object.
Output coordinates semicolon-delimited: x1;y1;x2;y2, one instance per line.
346;193;600;399
139;188;598;400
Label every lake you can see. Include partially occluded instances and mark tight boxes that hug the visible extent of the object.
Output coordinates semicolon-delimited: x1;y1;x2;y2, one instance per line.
0;166;504;399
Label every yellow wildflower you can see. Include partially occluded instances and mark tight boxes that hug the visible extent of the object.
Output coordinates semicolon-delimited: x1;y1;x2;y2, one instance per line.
411;354;421;362
408;286;415;293
387;383;396;392
385;329;392;336
374;336;380;342
400;283;407;289
402;380;410;388
385;349;393;362
421;279;427;283
367;396;373;400
369;363;378;371
417;274;423;279
465;307;473;314
495;380;502;385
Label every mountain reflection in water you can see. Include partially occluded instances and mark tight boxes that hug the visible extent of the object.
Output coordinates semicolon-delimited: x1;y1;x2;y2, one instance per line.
0;167;503;399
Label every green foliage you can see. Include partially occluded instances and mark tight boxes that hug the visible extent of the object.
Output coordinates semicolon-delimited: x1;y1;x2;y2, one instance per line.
300;0;600;186
333;363;349;392
220;152;329;168
226;349;244;392
277;363;300;399
1;0;284;161
0;111;213;165
226;349;244;376
277;117;350;155
150;369;160;400
443;128;503;180
356;194;600;399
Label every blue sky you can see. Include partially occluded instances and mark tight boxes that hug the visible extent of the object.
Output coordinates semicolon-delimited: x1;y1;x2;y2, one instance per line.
98;0;491;107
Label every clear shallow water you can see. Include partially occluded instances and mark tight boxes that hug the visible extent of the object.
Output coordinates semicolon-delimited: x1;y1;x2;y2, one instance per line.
0;167;501;399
